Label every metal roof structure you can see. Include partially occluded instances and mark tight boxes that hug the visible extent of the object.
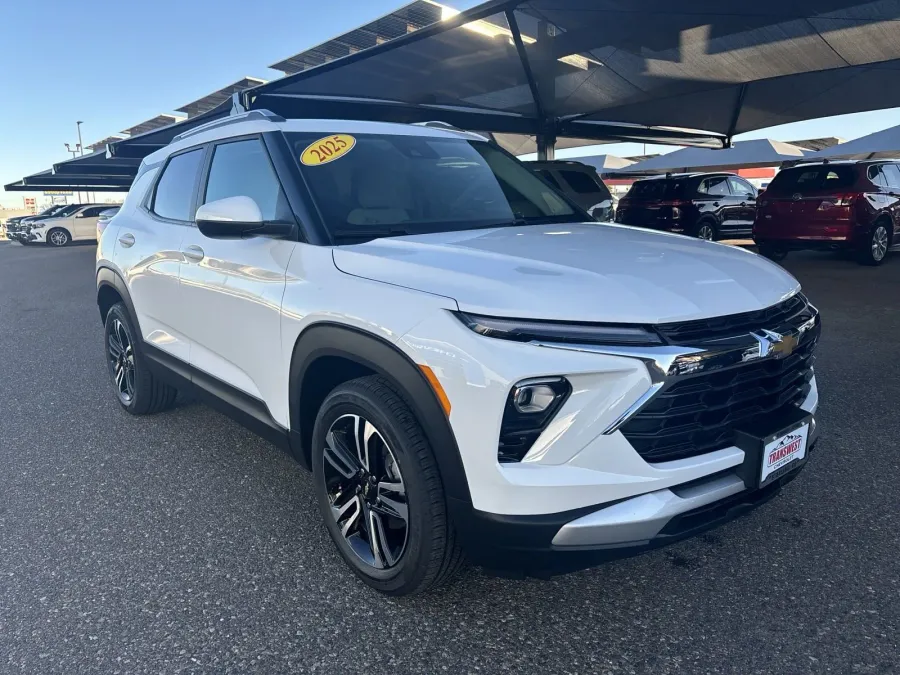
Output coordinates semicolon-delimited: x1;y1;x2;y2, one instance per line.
788;137;845;153
807;125;900;159
121;114;185;137
176;77;267;117
613;139;810;176
86;136;126;153
270;1;446;75
243;0;900;153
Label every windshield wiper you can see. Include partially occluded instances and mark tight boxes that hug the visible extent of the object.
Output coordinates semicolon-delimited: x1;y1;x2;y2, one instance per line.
331;228;412;243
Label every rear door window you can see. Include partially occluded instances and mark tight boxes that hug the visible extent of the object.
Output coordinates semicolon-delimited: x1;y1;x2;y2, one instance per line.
151;148;204;221
868;164;889;189
79;206;107;217
881;164;900;189
697;176;731;197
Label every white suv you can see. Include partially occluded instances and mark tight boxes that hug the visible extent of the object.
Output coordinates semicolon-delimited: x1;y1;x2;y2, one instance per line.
96;112;821;595
26;204;108;246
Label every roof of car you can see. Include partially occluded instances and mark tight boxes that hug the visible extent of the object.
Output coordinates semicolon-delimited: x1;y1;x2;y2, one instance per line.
147;113;489;165
634;171;737;182
787;159;899;168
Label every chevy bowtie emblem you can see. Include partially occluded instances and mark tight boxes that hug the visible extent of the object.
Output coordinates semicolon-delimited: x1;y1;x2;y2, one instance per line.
749;329;798;360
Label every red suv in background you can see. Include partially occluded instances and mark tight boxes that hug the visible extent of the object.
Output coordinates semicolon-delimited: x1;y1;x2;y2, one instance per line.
754;161;900;266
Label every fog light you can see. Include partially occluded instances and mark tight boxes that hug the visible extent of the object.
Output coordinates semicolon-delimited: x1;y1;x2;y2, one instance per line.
499;377;571;463
513;383;558;413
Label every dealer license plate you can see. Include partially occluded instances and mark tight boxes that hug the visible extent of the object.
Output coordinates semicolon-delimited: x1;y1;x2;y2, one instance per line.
760;422;810;487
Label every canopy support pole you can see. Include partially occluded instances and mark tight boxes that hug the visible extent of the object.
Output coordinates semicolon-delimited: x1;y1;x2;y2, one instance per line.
725;83;748;148
507;9;557;160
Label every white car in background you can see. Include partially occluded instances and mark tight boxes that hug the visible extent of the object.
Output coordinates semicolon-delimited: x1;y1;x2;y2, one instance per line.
25;204;110;246
96;114;822;595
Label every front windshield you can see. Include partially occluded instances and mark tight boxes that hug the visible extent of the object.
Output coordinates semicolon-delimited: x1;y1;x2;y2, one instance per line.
288;132;581;243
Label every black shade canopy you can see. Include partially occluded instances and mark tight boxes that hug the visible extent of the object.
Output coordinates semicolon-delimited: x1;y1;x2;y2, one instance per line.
244;0;900;146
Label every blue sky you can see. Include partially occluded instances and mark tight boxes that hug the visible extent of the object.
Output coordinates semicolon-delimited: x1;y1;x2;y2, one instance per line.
1;0;897;208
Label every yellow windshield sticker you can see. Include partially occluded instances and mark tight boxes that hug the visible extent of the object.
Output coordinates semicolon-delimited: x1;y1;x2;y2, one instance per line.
300;134;356;166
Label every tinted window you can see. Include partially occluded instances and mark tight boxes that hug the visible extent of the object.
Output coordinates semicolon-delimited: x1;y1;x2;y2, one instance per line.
535;169;561;190
767;166;856;193
288;133;577;242
881;164;900;189
697;176;731;196
728;176;755;197
626;179;684;200
204;139;291;221
868;164;889;188
152;149;204;221
80;206;107;217
560;170;603;195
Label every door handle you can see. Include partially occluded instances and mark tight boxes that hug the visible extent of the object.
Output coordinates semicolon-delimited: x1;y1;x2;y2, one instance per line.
712;202;720;207
181;244;205;262
118;233;135;248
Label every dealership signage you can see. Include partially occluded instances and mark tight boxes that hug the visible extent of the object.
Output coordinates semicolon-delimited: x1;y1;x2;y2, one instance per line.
43;190;74;196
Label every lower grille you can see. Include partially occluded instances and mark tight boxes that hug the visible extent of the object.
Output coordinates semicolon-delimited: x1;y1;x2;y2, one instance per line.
620;322;818;464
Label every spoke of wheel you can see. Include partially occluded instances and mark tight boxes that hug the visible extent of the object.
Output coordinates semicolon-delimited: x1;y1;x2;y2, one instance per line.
115;322;129;353
324;432;361;479
374;491;409;524
352;415;372;472
124;365;135;396
115;364;125;392
108;333;123;359
333;494;362;538
368;508;387;569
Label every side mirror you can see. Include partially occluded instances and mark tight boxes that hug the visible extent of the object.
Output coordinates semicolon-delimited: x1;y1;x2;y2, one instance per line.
76;213;85;218
195;196;293;239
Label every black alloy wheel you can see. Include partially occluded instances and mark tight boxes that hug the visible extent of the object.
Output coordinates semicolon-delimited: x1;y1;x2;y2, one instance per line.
323;413;409;569
312;376;464;595
103;303;178;415
107;317;136;406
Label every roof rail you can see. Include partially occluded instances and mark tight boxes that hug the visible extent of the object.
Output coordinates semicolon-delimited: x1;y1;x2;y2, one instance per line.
171;109;285;144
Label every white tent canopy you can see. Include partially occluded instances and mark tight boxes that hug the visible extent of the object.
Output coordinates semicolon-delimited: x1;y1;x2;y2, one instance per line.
807;125;900;160
614;139;810;175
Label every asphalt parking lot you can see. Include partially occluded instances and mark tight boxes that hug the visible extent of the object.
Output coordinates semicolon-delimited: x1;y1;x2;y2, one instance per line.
1;240;898;674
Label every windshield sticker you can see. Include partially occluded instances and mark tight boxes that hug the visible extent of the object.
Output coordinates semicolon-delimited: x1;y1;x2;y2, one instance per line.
300;134;356;166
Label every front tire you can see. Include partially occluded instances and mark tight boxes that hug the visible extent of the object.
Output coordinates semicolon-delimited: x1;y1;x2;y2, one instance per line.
857;223;891;266
47;228;70;247
312;375;464;595
104;303;177;415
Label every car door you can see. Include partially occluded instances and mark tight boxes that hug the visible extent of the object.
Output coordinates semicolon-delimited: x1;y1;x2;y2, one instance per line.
695;176;735;230
878;163;900;242
115;147;205;364
73;205;104;239
177;135;296;407
727;176;757;234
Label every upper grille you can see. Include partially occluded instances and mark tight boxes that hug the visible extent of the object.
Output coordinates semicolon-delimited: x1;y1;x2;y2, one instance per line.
656;294;808;344
621;297;819;464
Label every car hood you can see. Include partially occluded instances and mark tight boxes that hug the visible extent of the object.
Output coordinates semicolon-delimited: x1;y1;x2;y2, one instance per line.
331;223;800;324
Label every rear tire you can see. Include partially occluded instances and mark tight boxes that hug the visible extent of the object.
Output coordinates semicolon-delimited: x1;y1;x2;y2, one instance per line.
857;222;891;266
47;228;70;247
695;219;718;241
104;303;178;415
312;375;464;595
758;244;788;262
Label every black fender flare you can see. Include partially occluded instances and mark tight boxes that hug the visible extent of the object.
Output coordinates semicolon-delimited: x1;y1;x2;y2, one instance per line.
96;265;141;334
289;322;472;505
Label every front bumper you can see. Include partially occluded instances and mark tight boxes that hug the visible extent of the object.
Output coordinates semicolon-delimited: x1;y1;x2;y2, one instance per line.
453;432;817;573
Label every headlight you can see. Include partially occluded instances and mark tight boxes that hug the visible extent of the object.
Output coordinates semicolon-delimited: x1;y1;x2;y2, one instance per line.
455;312;663;346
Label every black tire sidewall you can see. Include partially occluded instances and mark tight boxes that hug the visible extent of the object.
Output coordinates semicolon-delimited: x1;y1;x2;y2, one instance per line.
858;224;889;266
311;382;440;594
104;304;147;413
695;218;718;241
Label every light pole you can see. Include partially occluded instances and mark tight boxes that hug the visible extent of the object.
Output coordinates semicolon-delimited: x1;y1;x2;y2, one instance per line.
76;121;85;156
64;142;83;202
